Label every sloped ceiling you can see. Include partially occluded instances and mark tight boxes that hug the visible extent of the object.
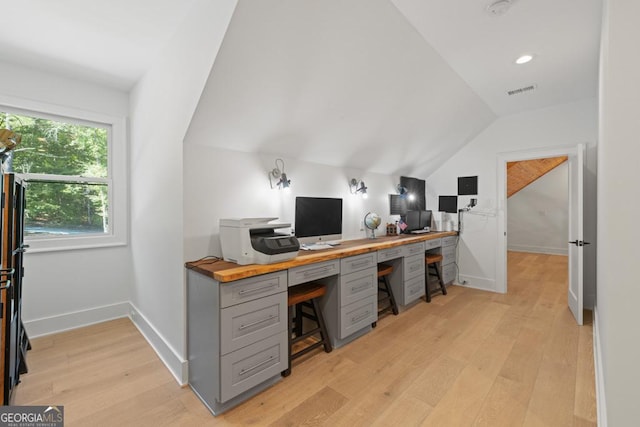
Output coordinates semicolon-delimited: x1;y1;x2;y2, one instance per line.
507;156;568;197
184;0;496;177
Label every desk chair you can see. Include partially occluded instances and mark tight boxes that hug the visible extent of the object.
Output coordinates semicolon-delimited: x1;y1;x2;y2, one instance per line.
282;283;332;377
425;253;447;303
375;264;398;326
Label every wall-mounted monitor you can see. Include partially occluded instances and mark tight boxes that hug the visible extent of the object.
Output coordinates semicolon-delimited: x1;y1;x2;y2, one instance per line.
400;176;426;210
294;197;343;244
458;176;478;195
438;195;458;213
389;194;407;215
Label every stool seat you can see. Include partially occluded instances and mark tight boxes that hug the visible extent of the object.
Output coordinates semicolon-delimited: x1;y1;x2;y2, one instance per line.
282;283;332;377
288;283;326;306
425;253;447;303
378;264;394;277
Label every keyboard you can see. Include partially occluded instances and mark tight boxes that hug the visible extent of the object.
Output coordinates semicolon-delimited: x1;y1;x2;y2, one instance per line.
410;229;430;234
300;243;333;251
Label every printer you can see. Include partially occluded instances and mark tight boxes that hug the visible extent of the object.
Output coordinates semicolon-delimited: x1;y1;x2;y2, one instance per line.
219;218;300;265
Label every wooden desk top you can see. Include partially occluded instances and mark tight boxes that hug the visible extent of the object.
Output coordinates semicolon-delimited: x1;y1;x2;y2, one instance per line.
185;231;457;283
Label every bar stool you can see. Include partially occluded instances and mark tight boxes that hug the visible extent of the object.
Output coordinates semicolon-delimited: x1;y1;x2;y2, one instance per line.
425;253;447;303
376;264;398;323
282;283;332;377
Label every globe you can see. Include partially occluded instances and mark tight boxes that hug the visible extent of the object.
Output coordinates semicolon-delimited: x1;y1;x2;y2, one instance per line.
364;212;382;239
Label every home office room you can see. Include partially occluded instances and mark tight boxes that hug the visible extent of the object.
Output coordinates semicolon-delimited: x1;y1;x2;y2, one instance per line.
1;0;639;426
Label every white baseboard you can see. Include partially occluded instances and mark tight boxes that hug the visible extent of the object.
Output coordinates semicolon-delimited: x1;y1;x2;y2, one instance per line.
456;274;497;293
593;306;607;427
24;302;130;338
507;244;568;256
24;301;188;386
128;303;188;385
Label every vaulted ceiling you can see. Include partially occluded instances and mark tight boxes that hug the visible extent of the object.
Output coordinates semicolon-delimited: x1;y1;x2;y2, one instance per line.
0;0;602;177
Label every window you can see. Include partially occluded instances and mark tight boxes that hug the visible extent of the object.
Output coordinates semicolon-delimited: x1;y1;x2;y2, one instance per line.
1;99;127;252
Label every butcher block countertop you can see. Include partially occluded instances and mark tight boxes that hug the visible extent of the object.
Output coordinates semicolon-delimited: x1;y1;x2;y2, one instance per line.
185;231;457;283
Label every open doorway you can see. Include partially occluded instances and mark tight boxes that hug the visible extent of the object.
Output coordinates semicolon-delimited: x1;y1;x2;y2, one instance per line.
496;145;585;325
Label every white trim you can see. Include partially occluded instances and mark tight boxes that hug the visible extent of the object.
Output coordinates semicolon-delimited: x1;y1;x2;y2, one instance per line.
507;244;568;256
593;306;608;427
456;274;497;292
0;94;129;253
23;301;188;386
129;303;188;385
496;144;579;294
23;301;130;338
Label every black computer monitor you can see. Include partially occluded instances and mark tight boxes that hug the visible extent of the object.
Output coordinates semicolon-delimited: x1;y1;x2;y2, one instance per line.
419;210;432;229
403;210;432;233
439;195;458;213
294;197;343;244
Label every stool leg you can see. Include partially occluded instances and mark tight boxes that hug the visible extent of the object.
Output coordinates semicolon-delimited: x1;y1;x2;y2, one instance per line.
282;305;293;377
294;303;303;337
312;298;332;353
433;263;447;295
382;275;399;315
425;267;432;303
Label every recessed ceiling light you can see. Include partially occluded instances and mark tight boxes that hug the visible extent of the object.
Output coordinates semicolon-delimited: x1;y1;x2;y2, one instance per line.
515;54;534;65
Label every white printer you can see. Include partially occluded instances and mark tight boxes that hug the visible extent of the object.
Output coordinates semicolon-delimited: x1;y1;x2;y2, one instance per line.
219;218;300;265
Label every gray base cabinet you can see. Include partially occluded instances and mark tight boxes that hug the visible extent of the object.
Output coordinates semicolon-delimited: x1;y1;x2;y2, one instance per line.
187;270;288;415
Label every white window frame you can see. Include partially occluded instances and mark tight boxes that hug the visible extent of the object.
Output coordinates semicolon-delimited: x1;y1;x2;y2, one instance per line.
0;95;128;253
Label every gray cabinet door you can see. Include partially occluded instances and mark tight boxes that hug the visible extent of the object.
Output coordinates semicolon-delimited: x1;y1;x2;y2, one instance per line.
220;271;287;308
340;252;377;275
340;295;377;339
340;268;377;307
220;293;287;355
219;332;287;403
403;275;425;305
377;246;405;262
288;260;340;286
403;253;425;280
424;238;442;250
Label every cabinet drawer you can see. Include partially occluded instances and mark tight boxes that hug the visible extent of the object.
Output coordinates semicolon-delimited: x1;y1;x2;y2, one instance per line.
220;331;287;403
424;238;442;250
442;236;457;247
443;263;456;284
377;246;404;262
220;271;287;308
220;293;287;355
403;275;425;305
403;253;425;280
340;295;377;339
405;242;425;256
442;245;456;265
288;260;339;287
341;252;377;275
340;267;377;307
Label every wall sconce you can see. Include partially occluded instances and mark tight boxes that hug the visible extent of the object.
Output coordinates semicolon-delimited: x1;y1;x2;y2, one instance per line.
349;178;368;199
396;184;415;201
269;158;291;190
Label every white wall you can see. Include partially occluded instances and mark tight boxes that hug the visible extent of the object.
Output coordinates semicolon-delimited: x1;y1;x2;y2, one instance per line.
507;163;569;255
0;61;133;337
183;144;400;262
426;98;597;307
597;0;640;424
129;0;237;382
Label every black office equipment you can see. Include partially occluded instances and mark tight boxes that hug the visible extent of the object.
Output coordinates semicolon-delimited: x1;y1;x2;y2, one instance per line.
458;176;478;195
439;195;458;213
389;194;407;215
403;210;432;233
419;210;433;230
400;176;426;210
294;197;343;244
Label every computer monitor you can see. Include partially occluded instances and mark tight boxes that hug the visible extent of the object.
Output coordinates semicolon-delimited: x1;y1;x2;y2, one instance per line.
403;210;432;233
438;195;458;213
294;197;343;244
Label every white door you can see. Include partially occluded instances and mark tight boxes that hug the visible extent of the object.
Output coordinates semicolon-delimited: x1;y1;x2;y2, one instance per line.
567;144;585;325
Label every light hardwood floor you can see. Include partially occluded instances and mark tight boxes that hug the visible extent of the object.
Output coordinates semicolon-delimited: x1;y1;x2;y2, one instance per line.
13;252;596;426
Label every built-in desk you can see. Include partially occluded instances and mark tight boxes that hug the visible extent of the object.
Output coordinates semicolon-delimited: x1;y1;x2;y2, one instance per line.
185;231;456;415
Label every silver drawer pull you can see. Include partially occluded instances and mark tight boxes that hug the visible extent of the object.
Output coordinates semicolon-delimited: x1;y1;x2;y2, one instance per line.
303;265;334;277
351;283;370;293
239;314;278;330
351;311;370;323
350;260;370;269
239;355;276;376
238;283;277;296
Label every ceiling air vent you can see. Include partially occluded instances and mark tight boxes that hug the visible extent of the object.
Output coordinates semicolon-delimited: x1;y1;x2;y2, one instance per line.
507;84;537;96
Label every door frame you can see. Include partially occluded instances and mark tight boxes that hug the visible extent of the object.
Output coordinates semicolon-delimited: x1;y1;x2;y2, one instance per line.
496;144;582;294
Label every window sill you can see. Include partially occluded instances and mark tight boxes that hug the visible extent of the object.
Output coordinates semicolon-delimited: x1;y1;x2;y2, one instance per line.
25;234;127;253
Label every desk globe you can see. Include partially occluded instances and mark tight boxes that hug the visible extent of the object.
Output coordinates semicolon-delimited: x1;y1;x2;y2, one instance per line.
364;212;382;239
